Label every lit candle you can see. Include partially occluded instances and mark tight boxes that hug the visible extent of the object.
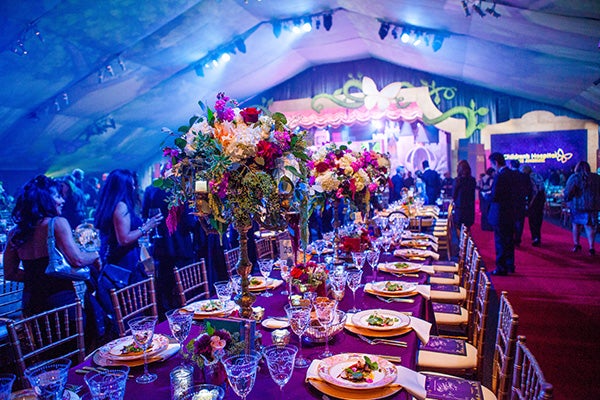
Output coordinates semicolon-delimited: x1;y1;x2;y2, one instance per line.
271;329;291;347
195;180;208;193
170;365;194;400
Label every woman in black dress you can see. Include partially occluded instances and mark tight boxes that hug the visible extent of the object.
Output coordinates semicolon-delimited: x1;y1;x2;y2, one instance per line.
452;160;477;231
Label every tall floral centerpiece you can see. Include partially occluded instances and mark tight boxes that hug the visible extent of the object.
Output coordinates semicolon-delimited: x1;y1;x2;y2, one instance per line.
157;93;308;317
308;143;390;227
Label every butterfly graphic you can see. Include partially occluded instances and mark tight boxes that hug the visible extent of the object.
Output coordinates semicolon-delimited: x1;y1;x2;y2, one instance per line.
555;148;573;163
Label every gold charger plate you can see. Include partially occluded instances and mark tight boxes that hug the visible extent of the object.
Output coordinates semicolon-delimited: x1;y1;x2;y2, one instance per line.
94;342;179;367
308;378;402;400
344;321;412;338
379;262;422;274
364;284;419;298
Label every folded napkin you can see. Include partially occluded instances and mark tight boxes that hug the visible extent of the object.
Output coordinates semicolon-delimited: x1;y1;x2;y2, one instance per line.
305;359;427;400
156;343;181;362
394;249;440;261
420;265;435;275
266;278;284;289
345;313;431;344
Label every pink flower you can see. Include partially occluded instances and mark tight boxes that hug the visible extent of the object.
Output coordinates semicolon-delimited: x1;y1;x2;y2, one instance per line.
256;140;282;169
368;182;378;192
210;336;226;352
166;206;182;235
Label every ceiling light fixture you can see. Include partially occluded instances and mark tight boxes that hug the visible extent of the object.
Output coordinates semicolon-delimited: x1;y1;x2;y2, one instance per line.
473;1;486;17
323;13;333;31
461;0;471;17
378;21;390;40
486;3;501;17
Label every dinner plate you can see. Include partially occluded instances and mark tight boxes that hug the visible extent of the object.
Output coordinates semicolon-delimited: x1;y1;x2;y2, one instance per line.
248;276;268;290
394;249;429;260
379;261;421;274
344;321;412;338
371;281;418;296
184;299;235;316
104;334;169;360
261;317;290;329
351;309;410;331
316;353;397;390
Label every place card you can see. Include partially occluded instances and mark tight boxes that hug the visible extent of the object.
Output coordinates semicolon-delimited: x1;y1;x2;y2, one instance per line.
420;336;467;356
424;373;484;400
432;303;462;315
432;271;455;279
430;284;460;293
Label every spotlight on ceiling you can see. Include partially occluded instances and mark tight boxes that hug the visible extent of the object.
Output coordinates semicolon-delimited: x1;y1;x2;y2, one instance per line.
391;27;398;39
301;21;312;32
461;0;471;16
195;64;204;77
486;3;501;18
378;22;390;40
400;27;410;43
473;1;486;17
323;13;333;31
272;21;282;38
234;38;246;53
412;33;422;46
431;34;445;52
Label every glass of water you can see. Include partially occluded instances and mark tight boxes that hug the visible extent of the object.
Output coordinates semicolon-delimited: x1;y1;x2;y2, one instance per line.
128;316;158;384
222;351;261;400
166;308;194;365
262;345;298;399
24;358;71;400
213;281;233;306
346;268;363;313
84;365;130;400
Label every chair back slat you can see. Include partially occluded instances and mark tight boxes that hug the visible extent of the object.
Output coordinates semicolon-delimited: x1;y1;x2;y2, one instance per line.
224;248;240;278
511;336;553;400
492;291;519;400
470;268;491;380
464;248;482;315
255;238;274;260
0;281;24;319
110;277;157;337
1;301;85;388
174;260;210;306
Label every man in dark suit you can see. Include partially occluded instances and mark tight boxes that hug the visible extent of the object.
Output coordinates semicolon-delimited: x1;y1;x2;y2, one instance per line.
487;152;517;275
421;160;441;205
389;166;405;203
509;160;532;247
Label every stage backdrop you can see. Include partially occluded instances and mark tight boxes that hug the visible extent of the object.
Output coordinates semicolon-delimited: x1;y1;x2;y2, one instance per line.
490;129;587;176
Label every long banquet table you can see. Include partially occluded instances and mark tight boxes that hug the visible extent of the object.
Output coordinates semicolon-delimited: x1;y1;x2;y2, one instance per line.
67;258;439;399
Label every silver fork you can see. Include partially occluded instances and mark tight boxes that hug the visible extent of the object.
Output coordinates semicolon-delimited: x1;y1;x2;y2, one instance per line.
357;334;407;347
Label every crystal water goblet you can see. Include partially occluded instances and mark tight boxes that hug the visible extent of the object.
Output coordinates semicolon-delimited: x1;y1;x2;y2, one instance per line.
329;268;347;301
0;374;15;400
128;316;158;384
366;249;381;283
381;234;393;255
166;308;193;365
314;299;338;358
222;351;261;400
230;273;242;295
258;259;274;297
351;251;366;270
279;262;291;295
346;268;363;313
284;304;311;368
214;280;233;306
313;239;327;260
84;365;130;400
24;359;71;400
262;344;298;399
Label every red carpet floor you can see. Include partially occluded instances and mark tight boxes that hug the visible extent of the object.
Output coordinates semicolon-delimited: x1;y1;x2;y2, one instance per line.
470;216;600;399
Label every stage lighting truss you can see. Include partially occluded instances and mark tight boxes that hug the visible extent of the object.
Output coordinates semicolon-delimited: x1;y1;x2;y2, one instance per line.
461;0;501;18
378;19;447;52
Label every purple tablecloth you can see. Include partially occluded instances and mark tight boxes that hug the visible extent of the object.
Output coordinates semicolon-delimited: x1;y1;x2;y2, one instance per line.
67;264;436;399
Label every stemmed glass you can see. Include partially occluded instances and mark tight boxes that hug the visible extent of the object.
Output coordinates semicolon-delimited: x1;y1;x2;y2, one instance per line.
329;268;347;301
351;251;366;270
166;308;193;365
346;268;363;313
313;239;327;260
262;345;298;399
381;233;393;255
230;273;242;295
0;373;15;400
366;249;381;283
278;262;291;296
284;304;311;368
222;351;261;400
24;358;71;400
128;316;158;384
258;259;274;297
214;280;233;307
314;299;338;358
148;208;162;239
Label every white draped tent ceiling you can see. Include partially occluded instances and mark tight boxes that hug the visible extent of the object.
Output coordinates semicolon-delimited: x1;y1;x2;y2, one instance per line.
1;0;599;176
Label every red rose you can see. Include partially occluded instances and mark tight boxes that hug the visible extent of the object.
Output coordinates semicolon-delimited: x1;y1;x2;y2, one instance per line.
240;107;260;124
291;267;304;279
256;140;282;169
315;161;330;173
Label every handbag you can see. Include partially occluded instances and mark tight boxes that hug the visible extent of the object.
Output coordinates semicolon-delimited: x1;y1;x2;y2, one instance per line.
45;217;91;281
98;263;131;290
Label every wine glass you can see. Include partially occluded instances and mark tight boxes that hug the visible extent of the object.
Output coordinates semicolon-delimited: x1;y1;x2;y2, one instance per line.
222;351;261;400
351;251;366;270
314;299;338;358
148;208;162;239
346;268;363;313
262;345;298;399
257;259;274;297
329;268;347;301
278;262;291;295
381;234;393;255
313;239;327;260
366;249;381;283
128;316;158;384
214;280;233;306
166;308;193;365
284;304;311;368
230;273;242;295
24;358;71;400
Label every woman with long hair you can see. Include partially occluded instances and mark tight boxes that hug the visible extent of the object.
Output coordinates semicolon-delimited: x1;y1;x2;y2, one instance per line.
94;169;162;276
4;175;100;315
564;161;600;255
452;159;477;231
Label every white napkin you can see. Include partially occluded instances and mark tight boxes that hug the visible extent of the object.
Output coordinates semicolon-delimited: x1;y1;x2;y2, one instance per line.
415;285;431;300
419;265;435;275
156;343;180;362
306;360;427;400
393;249;440;261
266;278;284;289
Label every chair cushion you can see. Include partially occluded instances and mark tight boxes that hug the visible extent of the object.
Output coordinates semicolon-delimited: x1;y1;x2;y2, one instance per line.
434;305;468;326
430;274;460;285
433;263;459;273
417;340;477;370
430;286;466;304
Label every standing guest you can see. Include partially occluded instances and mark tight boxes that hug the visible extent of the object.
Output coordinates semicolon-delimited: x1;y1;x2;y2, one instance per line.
142;177;195;315
441;171;454;198
60;176;87;228
94;169;163;326
389;166;405;203
564;161;600;256
509;160;531;247
403;170;415;189
477;168;495;231
521;165;546;247
420;160;441;205
487;152;517;275
452;160;476;231
4;175;100;315
71;168;85;190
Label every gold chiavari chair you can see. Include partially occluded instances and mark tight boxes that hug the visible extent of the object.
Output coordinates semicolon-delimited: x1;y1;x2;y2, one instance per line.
418;268;491;379
434;223;469;274
224;247;240;278
110;277;158;337
0;280;23;319
1;301;85;387
511;336;553;400
173;259;210;306
255;237;274;260
492;291;520;400
436;201;454;260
